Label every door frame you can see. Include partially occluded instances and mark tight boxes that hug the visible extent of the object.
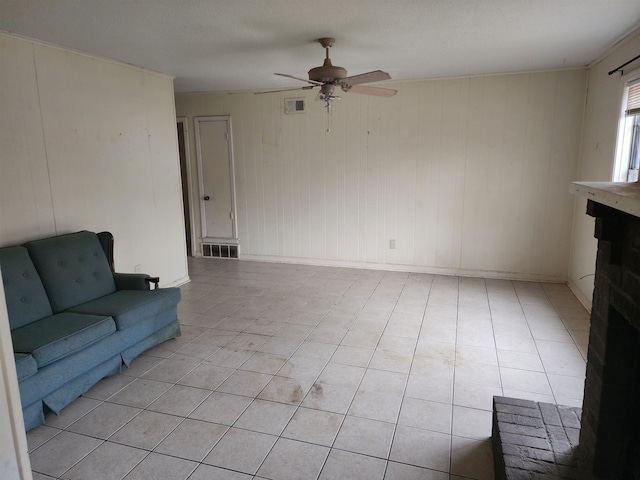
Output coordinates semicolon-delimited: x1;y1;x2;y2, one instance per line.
194;115;238;242
176;117;198;257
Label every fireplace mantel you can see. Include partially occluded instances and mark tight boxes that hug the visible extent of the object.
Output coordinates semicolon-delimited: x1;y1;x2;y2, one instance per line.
571;181;640;218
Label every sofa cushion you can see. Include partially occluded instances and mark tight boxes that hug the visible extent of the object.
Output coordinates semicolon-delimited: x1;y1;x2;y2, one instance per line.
14;353;38;381
68;287;181;330
11;312;116;368
0;246;53;329
24;231;117;313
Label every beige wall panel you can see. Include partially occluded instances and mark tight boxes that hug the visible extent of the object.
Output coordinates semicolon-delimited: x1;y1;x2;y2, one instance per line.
0;31;189;478
434;78;469;269
0;36;56;246
417;80;443;267
138;72;188;284
382;91;401;266
0;272;32;479
1;33;187;286
543;70;587;277
569;29;640;306
241;95;264;256
176;68;586;281
342;96;364;261
34;45;148;232
355;95;372;263
460;76;503;272
395;83;420;266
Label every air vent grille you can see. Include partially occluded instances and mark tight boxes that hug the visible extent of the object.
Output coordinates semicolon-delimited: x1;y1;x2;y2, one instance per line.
284;98;305;114
202;243;239;259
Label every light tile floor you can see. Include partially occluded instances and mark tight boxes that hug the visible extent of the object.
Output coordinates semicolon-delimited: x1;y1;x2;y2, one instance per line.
27;258;590;480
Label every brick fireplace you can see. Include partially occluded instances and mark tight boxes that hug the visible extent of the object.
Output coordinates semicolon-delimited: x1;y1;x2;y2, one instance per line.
579;199;640;477
493;182;640;479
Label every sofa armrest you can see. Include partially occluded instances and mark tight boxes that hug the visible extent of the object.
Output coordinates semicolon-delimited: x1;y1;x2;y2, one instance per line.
113;273;157;290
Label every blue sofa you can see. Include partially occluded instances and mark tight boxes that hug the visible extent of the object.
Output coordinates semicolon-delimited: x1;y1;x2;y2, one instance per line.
0;231;181;430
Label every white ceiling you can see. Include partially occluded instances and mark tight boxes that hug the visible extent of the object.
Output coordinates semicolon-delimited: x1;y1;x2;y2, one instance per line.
1;0;640;93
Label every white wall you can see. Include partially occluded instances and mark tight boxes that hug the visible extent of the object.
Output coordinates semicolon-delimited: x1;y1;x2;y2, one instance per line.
0;32;188;476
0;271;31;479
0;32;189;287
568;28;640;308
177;69;586;281
0;275;32;480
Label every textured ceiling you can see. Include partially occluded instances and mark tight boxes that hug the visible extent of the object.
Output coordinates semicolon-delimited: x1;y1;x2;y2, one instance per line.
1;0;640;93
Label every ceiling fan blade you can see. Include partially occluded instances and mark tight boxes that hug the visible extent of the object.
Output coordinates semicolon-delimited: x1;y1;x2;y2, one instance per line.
254;86;315;95
275;73;323;86
344;84;397;97
340;70;391;86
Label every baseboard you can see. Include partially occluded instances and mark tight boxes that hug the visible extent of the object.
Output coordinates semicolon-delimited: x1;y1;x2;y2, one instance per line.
567;277;593;312
239;254;569;284
165;275;191;288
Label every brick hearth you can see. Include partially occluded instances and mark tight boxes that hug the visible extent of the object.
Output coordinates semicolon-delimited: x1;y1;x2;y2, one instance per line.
492;396;592;479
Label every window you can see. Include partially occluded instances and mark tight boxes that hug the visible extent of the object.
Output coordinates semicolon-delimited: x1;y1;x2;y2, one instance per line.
614;76;640;182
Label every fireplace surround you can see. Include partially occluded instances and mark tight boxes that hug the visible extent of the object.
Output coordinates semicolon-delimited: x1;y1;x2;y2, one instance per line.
493;181;640;479
578;197;640;477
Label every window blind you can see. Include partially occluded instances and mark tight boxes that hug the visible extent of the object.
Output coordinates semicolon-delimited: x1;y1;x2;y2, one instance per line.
627;80;640;116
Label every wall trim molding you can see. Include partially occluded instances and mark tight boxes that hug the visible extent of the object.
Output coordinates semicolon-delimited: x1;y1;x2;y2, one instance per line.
567;277;593;312
165;275;191;288
238;254;569;284
587;25;640;70
0;30;174;80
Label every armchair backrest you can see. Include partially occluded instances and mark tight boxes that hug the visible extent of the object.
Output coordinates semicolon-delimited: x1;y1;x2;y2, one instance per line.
96;231;115;272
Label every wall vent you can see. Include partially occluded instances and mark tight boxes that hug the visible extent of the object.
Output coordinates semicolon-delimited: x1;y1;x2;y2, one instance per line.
202;243;239;259
284;98;305;114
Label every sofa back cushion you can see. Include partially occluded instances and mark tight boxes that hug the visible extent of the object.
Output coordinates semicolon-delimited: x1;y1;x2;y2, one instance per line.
24;231;117;313
0;246;53;329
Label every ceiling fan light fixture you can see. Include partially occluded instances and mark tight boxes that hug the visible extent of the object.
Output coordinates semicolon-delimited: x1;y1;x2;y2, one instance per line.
320;84;335;96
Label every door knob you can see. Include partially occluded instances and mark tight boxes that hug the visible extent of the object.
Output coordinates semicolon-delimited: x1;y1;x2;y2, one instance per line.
203;195;210;201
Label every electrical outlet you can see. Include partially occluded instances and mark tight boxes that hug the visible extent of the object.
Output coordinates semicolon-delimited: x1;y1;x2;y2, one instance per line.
389;239;396;249
135;264;142;273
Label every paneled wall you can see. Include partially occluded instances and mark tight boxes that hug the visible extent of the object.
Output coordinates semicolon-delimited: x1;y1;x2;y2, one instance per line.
177;69;586;281
568;28;640;308
0;276;30;479
0;32;189;287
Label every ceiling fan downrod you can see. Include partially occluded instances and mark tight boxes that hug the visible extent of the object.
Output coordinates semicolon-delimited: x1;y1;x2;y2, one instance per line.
320;37;334;60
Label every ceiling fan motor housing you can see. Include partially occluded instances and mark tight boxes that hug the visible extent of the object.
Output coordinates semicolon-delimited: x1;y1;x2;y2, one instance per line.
308;59;347;83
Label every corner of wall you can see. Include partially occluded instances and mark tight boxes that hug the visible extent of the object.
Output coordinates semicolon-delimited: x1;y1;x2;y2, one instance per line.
0;270;33;479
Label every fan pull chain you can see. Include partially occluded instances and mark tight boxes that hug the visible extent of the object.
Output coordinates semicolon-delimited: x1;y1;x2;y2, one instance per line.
326;101;332;133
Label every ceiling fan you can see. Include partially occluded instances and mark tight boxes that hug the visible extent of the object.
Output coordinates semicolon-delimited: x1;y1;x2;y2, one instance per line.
258;37;397;109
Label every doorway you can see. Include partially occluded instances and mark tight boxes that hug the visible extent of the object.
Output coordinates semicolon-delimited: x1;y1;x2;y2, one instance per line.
176;117;194;256
194;116;238;244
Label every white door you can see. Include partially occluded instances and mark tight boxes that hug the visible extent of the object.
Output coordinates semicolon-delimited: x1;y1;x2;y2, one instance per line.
194;116;237;241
